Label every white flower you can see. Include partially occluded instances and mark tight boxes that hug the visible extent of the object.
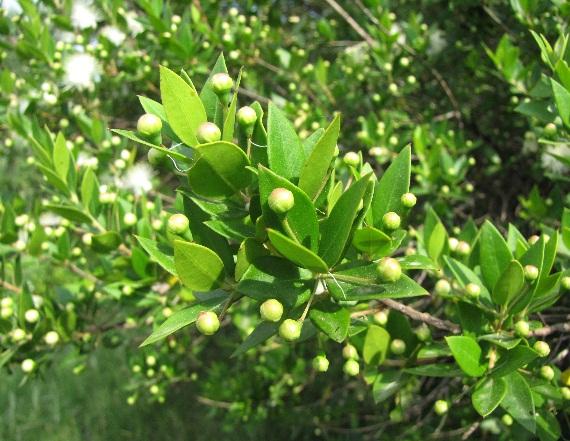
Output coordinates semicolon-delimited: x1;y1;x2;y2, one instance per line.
39;213;61;227
63;53;100;89
71;0;100;30
120;162;154;196
125;11;144;36
101;25;126;46
428;29;447;56
542;143;570;174
1;0;22;16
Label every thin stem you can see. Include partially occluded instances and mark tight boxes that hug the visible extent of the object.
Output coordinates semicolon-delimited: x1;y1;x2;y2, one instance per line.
281;217;300;244
300;281;319;322
0;279;22;294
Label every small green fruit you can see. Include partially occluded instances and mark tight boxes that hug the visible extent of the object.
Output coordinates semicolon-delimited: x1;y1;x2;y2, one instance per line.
377;257;402;283
524;265;539;281
382;212;401;230
343;359;359;376
448;237;459;251
502;414;513;426
434;399;448;415
544;123;557;137
211;72;234;95
455;241;471;256
148;148;166;165
465;283;481;298
534;341;550;357
196;122;221;144
167;213;189;235
312;355;329;372
561;276;570;290
415;324;431;342
560;387;570;400
514;320;530;337
137;113;162;137
237;106;257;127
21;358;36;373
342;344;359;360
561;368;570;386
259;299;283;322
390;338;406;355
268;188;295;214
540;365;555;381
401;192;417;208
435;279;451;295
279;319;302;341
373;310;389;326
343;151;359;167
196;311;220;335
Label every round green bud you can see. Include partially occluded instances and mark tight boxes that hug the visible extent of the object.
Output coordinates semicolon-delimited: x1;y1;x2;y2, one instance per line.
540;365;555;381
343;359;360;376
377;257;402;283
148;148;166;166
343;151;359;167
146;355;157;366
259;298;283;322
373;310;389;326
44;331;59;346
342;344;359;360
560;387;570;400
544;123;557;137
196;311;220;335
211;73;233;95
196;122;221;144
137;114;162;137
279;319;302;341
434;399;448;415
534;341;550;357
524;265;539;281
390;338;406;355
448;237;459;251
465;283;481;298
21;358;36;373
312;355;329;372
435;279;451;295
415;324;431;342
456;241;471;256
123;212;137;226
268;188;295;214
382;212;401;230
237;106;257;127
167;213;189;235
514;320;530;337
502;414;513;426
561;276;570;290
561;368;570;386
528;235;540;245
24;308;40;323
401;192;417;208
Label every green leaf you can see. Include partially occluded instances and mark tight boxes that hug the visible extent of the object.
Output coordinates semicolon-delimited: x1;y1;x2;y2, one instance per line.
551;78;570;127
489;345;538;379
472;377;507;417
302;128;324;157
371;145;411;227
53;132;69;183
444;256;492;305
352;226;391;255
135;236;176;276
200;53;228;125
140;292;227;346
492;260;524;306
112;129;189;162
173;240;225;291
403;364;464;377
222;69;242;142
298;114;340;200
237;256;312;308
231;321;279;357
319;174;372;267
267;229;328;272
480;221;513;290
397;255;439;271
160;65;206;146
500;372;535;433
308;300;349;342
188;141;251;197
478;333;521;350
45;204;92;224
80;168;99;215
363;325;390;365
266;102;305;180
234;238;269;281
536;409;561;441
204;218;255;241
372;371;403;403
258;165;319;251
445;335;487;377
91;231;121;252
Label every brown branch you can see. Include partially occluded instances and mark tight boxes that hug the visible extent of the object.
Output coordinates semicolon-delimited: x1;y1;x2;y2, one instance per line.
196;395;233;409
530;323;570;337
323;0;376;47
0;279;22;294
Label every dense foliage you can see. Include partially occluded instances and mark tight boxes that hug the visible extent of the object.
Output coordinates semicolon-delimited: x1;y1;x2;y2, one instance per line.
0;1;569;440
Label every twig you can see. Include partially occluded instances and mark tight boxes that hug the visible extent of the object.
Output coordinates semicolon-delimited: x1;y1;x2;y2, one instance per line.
0;279;22;294
196;395;233;409
530;323;570;337
323;0;376;47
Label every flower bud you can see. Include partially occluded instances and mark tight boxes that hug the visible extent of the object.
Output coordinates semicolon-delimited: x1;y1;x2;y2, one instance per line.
373;310;389;326
312;355;329;372
561;276;570;290
279;319;301;341
21;358;36;373
544;123;557;137
502;414;513;426
196;311;220;335
434;399;448;415
268;188;295;214
435;279;451;295
456;241;471;256
401;192;417;208
44;331;59;346
415;324;431;342
561;387;570;400
259;299;283;322
540;365;555;381
382;212;401;230
24;309;40;323
514;320;530;337
390;338;406;355
237;106;257;127
211;73;233;95
148;148;166;166
377;257;402;283
137;114;162;137
562;368;570;386
524;265;539;281
465;283;481;298
448;237;459;251
343;152;359;167
167;213;190;235
534;341;550;357
342;344;359;360
196;122;221;144
343;359;359;376
123;212;137;226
